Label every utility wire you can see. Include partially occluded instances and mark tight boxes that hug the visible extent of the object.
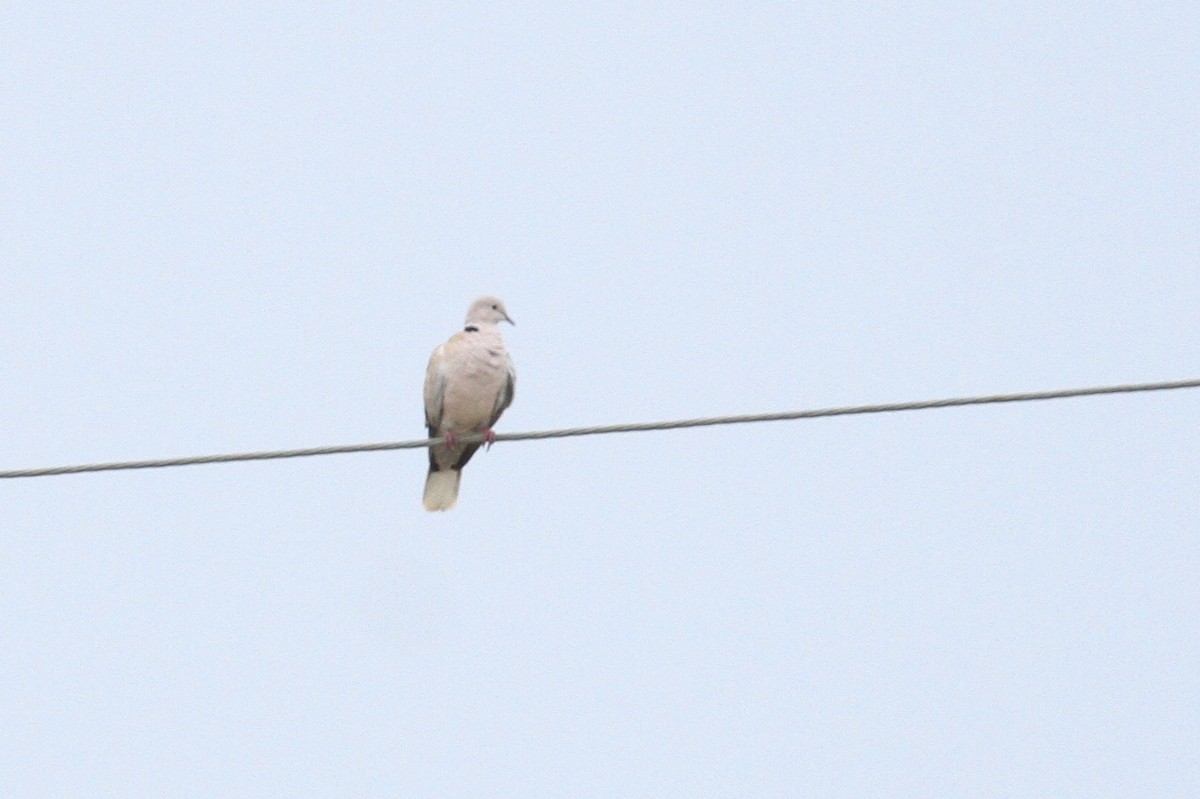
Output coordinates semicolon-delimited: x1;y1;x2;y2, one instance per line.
2;377;1197;480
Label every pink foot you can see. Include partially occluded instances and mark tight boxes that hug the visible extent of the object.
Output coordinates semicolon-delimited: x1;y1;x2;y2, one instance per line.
442;430;459;448
483;428;497;450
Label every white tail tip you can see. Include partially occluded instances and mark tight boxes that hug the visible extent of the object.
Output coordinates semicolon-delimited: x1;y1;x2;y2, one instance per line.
423;469;461;511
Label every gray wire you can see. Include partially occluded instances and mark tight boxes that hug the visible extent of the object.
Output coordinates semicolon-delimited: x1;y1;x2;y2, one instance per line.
2;377;1197;479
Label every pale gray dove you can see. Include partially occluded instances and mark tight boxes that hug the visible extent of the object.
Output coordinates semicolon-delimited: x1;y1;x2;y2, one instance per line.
422;296;516;511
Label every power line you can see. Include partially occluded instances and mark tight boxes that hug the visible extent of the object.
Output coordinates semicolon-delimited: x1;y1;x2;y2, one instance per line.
2;377;1197;480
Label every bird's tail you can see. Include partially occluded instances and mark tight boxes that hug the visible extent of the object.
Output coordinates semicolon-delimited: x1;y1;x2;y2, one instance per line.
423;468;461;511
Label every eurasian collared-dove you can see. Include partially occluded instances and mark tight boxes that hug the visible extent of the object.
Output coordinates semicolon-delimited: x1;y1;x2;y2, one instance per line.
422;296;516;511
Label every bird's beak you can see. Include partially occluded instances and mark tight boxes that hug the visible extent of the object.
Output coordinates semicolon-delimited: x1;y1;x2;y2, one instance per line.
504;313;515;326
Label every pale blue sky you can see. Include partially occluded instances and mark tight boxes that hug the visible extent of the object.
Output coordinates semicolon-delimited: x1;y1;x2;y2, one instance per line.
2;3;1198;796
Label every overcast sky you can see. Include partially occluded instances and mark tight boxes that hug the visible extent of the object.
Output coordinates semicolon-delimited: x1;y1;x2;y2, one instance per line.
2;3;1198;796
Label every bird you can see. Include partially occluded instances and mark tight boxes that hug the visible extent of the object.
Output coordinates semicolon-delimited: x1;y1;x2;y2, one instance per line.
422;296;516;511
